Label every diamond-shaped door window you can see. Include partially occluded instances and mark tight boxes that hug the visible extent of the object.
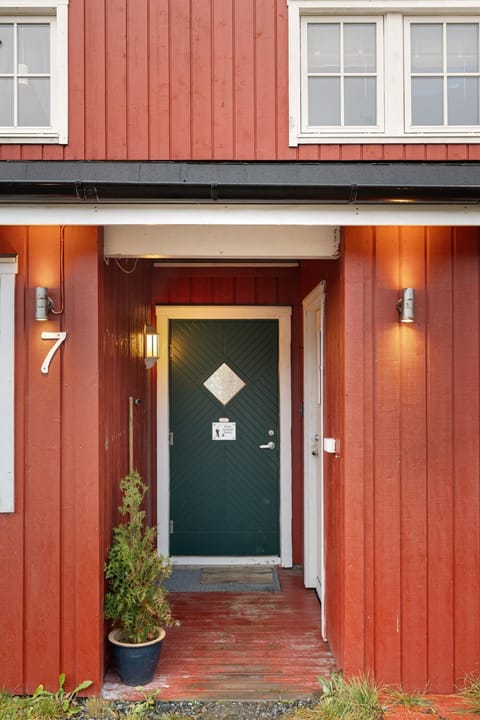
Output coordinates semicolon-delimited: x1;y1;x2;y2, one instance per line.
203;363;246;405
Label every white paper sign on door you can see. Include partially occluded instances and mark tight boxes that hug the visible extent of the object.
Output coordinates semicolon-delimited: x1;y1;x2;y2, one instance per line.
212;422;236;440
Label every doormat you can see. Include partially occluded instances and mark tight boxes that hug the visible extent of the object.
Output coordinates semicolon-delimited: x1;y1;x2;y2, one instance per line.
164;565;281;592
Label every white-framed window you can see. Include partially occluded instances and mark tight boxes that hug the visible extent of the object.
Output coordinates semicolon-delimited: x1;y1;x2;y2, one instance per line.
0;255;18;514
405;18;480;130
288;0;480;144
0;0;68;144
302;18;384;133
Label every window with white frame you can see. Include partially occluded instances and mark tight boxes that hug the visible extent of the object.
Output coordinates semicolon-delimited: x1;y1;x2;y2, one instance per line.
288;0;480;144
0;0;68;144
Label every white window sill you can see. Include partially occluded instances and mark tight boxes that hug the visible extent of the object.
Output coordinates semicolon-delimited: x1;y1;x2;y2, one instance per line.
292;132;480;145
0;132;65;144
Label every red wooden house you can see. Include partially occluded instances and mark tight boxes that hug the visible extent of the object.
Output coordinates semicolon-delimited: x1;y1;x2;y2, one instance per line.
0;0;479;696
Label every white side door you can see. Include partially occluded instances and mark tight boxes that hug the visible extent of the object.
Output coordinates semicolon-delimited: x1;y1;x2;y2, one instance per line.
303;282;326;638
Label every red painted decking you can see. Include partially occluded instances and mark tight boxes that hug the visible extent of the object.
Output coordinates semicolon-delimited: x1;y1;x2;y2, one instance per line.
103;567;336;701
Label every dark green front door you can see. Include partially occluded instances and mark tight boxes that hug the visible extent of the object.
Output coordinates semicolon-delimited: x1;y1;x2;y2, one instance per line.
169;320;279;556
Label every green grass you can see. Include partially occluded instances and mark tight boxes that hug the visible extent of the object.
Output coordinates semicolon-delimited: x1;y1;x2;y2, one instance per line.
283;672;384;720
383;687;434;711
459;673;480;714
0;675;92;720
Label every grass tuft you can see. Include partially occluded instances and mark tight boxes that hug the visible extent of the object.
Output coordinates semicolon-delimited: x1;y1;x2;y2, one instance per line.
283;672;384;720
383;687;434;711
458;673;480;714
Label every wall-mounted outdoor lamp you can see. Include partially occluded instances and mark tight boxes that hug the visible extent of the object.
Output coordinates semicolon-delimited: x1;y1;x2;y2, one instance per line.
397;287;415;323
35;286;54;321
144;325;160;369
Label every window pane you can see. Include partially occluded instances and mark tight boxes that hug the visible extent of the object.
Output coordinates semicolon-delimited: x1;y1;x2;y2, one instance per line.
448;77;479;124
447;24;478;72
18;77;50;126
411;24;443;73
0;78;13;124
0;25;14;73
344;24;376;73
308;23;340;72
344;77;376;125
411;77;443;125
18;24;50;74
308;77;340;125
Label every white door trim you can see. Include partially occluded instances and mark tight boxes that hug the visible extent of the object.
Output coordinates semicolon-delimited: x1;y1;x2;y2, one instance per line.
303;282;326;635
155;305;293;567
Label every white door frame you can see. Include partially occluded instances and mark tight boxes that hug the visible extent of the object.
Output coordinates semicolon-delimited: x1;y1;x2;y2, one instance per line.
303;282;326;635
156;305;293;567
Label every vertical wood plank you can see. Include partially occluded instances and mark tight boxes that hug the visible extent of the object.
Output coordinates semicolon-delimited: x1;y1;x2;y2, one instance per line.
212;0;234;158
255;276;278;304
191;0;213;159
24;227;62;691
169;277;191;304
64;0;85;159
275;0;297;159
62;227;104;692
341;227;375;673
373;227;402;684
170;0;192;159
148;0;170;158
0;146;22;159
399;227;428;690
84;0;106;158
191;277;213;303
234;276;255;304
426;227;454;692
213;277;235;303
254;0;276;159
452;228;480;683
233;0;255;158
127;0;149;158
106;0;127;159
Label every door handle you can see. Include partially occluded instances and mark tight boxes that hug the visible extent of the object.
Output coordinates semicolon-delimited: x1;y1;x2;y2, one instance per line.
259;441;275;450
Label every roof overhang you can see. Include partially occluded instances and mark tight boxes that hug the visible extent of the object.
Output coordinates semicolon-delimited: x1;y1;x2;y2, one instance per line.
1;161;480;258
0;160;480;204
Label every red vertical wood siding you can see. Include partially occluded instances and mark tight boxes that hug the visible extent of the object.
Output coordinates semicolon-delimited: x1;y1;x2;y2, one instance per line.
2;0;480;161
0;226;104;694
0;230;156;695
335;227;480;692
102;259;156;534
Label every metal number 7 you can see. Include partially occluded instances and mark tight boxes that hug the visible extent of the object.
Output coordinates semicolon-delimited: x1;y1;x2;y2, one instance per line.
41;331;67;374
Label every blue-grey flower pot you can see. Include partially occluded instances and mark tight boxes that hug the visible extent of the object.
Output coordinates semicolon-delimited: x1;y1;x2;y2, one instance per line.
108;628;166;686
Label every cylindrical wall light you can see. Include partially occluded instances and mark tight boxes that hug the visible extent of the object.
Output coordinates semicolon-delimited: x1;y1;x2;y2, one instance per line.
35;286;53;321
397;287;415;323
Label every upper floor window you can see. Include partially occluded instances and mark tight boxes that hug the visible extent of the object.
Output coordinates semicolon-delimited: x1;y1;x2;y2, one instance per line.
288;0;480;144
406;19;480;129
0;1;68;144
303;18;383;132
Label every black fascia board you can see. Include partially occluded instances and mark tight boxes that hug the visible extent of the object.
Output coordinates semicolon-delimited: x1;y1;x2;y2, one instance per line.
0;160;479;203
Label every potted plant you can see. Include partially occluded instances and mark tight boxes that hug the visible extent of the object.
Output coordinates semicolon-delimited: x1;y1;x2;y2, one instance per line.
104;471;177;686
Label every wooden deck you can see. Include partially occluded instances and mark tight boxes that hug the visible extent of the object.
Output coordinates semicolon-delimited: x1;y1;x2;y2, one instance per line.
103;567;336;701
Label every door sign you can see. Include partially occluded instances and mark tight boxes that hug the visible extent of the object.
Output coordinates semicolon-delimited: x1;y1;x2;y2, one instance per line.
212;421;236;440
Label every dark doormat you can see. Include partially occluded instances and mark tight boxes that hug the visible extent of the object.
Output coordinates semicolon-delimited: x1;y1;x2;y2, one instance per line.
164;565;281;592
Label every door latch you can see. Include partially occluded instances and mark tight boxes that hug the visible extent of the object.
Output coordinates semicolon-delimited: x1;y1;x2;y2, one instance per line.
259;441;275;450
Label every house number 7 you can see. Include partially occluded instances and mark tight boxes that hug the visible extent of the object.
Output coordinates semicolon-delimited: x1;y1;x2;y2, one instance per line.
41;331;67;375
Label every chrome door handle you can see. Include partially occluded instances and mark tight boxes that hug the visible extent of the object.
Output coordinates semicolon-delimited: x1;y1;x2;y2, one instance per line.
259;441;275;450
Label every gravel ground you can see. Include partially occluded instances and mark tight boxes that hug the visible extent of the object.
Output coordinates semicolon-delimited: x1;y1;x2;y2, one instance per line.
78;697;318;720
